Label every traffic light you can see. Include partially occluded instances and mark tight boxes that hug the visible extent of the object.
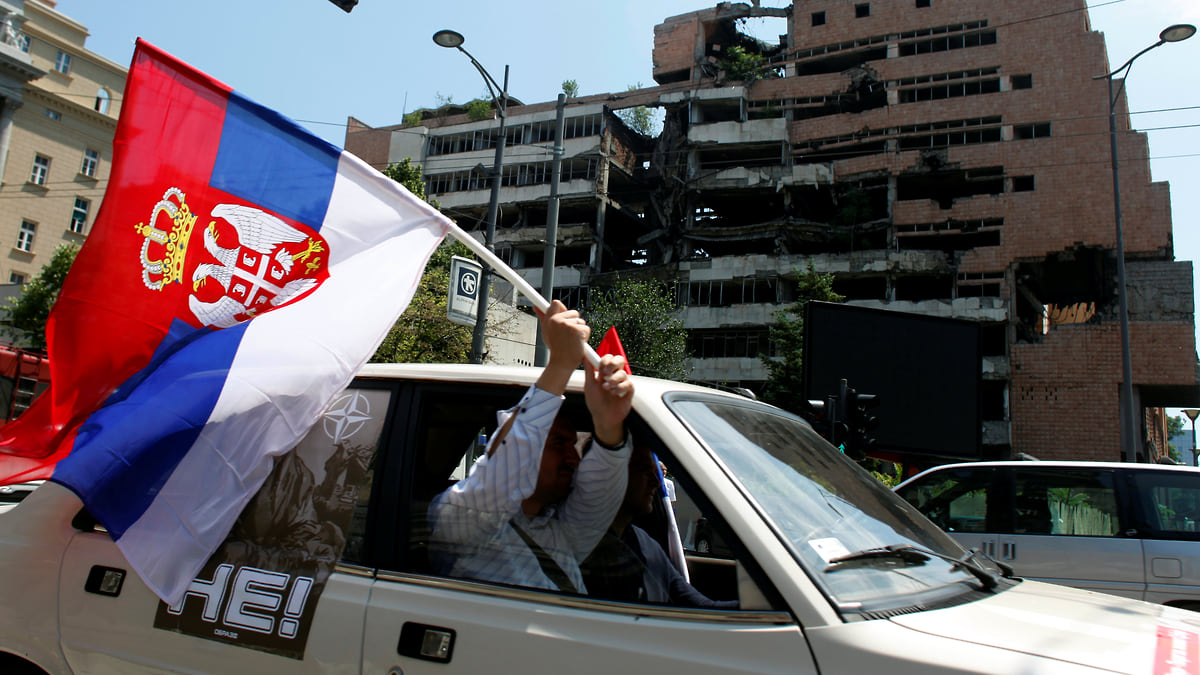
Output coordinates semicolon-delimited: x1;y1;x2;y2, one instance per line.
844;388;880;460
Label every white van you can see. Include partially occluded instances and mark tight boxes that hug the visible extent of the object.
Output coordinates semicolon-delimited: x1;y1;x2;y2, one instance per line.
896;460;1200;610
0;365;1198;674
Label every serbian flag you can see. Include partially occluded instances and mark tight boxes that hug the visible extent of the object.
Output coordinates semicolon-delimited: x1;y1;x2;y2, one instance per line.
0;40;450;604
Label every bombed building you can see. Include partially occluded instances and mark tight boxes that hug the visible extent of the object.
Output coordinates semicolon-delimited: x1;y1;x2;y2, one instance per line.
345;0;1199;462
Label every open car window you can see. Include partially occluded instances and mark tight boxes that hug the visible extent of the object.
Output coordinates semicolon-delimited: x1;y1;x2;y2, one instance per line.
381;381;762;611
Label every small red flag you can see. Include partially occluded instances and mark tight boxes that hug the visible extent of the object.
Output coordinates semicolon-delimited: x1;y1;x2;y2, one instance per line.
596;326;633;374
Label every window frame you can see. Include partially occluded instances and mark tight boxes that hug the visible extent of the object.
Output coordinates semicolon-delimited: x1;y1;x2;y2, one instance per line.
30;154;49;185
16;220;36;252
70;197;89;234
81;148;99;177
53;50;71;75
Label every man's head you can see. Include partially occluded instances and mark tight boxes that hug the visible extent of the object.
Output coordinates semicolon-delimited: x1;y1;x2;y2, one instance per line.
621;445;660;519
531;414;582;506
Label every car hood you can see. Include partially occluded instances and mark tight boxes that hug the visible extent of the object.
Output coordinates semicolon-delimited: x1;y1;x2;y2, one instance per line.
890;580;1200;673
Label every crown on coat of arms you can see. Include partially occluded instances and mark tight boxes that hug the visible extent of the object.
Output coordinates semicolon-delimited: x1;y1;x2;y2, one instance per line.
136;187;196;291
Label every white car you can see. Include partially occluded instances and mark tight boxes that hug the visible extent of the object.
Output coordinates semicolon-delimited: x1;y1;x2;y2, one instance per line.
0;364;1198;674
0;480;41;515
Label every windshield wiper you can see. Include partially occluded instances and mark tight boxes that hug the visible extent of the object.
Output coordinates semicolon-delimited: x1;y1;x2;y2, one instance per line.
825;543;1004;591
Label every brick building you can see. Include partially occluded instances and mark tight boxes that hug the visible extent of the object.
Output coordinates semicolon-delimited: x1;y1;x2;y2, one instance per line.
346;0;1199;463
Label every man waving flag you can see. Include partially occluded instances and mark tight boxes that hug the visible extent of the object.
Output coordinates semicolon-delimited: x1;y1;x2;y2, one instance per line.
0;40;451;605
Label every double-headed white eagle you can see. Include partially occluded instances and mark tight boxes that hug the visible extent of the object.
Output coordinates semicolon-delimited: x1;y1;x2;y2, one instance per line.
188;204;320;329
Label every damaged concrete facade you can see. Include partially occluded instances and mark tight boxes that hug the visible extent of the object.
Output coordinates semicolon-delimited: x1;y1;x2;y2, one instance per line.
345;0;1198;462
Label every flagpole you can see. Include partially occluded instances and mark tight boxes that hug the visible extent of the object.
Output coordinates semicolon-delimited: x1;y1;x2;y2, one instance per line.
446;222;602;369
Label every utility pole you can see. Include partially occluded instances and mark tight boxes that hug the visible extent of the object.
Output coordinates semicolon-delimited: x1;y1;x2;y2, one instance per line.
535;94;567;366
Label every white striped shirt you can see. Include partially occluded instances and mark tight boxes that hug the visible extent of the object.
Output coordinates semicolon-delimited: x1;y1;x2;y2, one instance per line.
428;384;630;592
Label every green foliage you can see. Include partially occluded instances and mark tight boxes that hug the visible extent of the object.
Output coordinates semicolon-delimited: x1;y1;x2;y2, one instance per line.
615;83;656;137
758;263;844;415
403;110;424;127
718;45;771;82
586;279;689;381
371;238;474;364
464;99;493;122
561;79;579;98
2;244;78;351
372;160;471;364
867;460;903;488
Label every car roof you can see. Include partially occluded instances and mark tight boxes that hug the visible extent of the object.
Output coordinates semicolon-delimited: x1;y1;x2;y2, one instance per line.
896;459;1200;489
354;362;757;405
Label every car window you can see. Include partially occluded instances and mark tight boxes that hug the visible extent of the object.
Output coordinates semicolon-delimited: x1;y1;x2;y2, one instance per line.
1013;468;1118;536
1130;470;1200;537
895;467;997;533
388;382;755;611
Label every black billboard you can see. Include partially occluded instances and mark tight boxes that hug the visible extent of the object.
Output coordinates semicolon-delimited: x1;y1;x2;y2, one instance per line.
802;302;981;459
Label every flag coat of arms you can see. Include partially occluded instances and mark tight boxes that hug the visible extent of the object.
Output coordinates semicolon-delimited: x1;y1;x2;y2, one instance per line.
0;40;451;604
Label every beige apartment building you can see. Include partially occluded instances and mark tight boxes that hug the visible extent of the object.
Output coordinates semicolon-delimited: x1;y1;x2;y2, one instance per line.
0;0;123;290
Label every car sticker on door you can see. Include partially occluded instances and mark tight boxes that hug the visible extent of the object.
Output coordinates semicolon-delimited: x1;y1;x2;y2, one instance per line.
152;389;387;659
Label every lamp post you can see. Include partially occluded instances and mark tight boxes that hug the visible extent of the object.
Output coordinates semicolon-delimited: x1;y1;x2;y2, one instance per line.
1093;24;1195;461
1185;409;1200;466
433;29;509;364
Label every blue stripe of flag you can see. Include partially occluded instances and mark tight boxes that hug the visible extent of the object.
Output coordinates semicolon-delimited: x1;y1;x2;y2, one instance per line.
211;90;341;230
54;319;248;539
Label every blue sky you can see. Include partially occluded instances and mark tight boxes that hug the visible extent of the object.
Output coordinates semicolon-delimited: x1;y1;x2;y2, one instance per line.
57;0;1200;418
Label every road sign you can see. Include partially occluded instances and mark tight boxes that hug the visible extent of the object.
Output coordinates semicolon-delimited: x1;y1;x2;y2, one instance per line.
447;256;482;327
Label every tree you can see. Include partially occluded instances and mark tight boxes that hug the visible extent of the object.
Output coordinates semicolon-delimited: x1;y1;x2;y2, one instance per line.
561;79;579;98
370;160;473;364
758;263;844;415
615;84;656;137
585;279;689;381
2;243;78;351
1168;414;1186;462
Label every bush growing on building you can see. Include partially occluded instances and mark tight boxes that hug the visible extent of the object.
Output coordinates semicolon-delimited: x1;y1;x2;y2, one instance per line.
562;79;579;98
465;98;492;122
718;45;773;82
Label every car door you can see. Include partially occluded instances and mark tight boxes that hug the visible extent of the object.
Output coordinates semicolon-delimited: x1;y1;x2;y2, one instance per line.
1000;467;1144;600
1126;468;1200;608
57;382;401;674
358;380;816;675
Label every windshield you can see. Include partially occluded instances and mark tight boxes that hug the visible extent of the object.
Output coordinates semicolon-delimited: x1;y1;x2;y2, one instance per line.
666;394;982;609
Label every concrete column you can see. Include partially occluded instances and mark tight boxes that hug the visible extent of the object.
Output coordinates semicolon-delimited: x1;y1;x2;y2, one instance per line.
0;97;21;185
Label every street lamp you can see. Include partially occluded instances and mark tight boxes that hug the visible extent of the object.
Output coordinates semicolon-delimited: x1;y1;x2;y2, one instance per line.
433;29;509;364
1093;24;1195;461
1185;409;1200;466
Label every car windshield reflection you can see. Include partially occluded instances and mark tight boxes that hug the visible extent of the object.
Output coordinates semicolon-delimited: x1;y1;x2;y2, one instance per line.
665;394;983;608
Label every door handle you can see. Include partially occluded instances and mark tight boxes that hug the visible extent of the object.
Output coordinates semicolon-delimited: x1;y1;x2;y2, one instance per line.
398;622;456;664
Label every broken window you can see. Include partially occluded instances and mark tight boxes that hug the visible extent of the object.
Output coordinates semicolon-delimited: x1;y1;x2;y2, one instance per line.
677;278;780;307
812;11;826;26
832;276;887;301
894;274;953;301
898;219;1004;251
1012;175;1035;192
1011;74;1033;90
1013;122;1051;140
897;166;1005;209
1013;247;1109;342
687;329;771;359
897;116;1003;150
855;4;871;18
916;0;931;7
898;29;996;56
